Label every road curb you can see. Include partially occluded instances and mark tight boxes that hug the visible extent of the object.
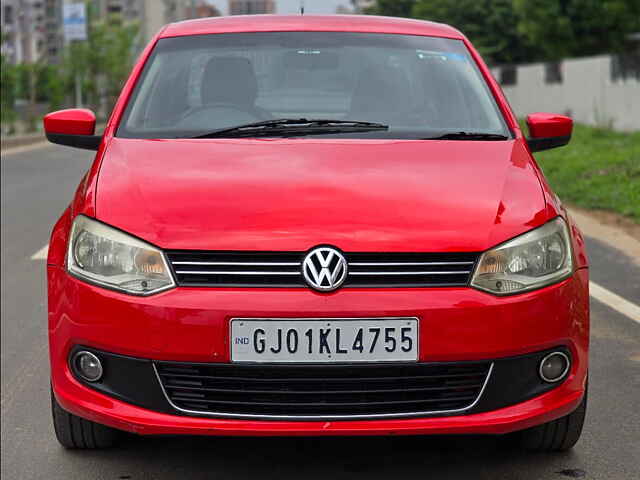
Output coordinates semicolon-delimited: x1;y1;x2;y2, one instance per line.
568;207;640;265
1;141;50;156
2;124;107;155
0;132;46;151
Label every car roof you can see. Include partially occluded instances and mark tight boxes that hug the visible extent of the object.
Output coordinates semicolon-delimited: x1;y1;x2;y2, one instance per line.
160;15;464;40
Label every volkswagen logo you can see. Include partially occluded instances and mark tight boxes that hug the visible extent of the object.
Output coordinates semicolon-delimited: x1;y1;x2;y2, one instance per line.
302;247;348;292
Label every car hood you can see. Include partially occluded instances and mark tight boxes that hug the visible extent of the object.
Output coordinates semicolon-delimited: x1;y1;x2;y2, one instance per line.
95;137;548;252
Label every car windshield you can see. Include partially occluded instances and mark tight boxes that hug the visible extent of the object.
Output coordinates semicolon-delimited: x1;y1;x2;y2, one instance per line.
118;32;509;139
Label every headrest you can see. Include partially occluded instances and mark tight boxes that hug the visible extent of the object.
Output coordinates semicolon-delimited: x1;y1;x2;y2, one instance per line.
201;56;258;106
350;66;411;118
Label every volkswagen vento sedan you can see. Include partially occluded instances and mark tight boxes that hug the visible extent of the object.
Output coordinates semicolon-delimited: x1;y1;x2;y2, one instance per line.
44;15;588;451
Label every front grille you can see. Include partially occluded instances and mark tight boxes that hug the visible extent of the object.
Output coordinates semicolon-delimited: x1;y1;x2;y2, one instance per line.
155;361;492;419
166;251;479;288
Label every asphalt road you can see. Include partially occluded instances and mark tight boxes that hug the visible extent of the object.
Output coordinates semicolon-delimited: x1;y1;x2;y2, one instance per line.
2;144;639;480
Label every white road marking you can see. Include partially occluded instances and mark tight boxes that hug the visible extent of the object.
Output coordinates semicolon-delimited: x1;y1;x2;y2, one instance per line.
30;244;49;260
26;243;640;324
590;281;640;324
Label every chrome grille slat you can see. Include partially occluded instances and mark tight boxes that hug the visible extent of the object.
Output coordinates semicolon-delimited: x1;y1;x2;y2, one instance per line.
349;271;472;276
172;262;301;266
157;371;487;382
174;271;301;275
167;251;479;288
350;262;474;266
163;383;484;395
166;396;479;407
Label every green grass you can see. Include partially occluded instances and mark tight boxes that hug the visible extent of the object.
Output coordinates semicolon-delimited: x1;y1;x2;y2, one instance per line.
532;123;640;222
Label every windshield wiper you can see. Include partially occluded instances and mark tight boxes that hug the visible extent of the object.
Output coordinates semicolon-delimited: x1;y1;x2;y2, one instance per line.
193;118;389;138
425;132;509;141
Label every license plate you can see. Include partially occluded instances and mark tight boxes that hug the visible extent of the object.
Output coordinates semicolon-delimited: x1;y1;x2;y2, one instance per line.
230;318;418;363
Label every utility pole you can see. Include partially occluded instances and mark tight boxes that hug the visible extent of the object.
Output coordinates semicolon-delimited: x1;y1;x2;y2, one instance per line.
63;2;88;108
75;72;83;108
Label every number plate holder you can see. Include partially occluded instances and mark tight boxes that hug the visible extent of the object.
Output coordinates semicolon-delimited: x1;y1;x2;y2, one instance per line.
230;318;419;364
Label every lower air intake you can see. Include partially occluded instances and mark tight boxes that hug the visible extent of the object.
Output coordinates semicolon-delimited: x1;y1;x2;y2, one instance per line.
155;361;492;419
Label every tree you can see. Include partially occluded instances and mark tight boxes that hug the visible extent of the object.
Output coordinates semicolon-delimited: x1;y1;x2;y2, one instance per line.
88;17;139;111
11;63;40;131
412;0;540;64
60;9;139;116
367;0;640;64
1;35;44;131
364;0;416;17
1;48;65;131
41;65;68;111
513;0;640;60
1;46;18;129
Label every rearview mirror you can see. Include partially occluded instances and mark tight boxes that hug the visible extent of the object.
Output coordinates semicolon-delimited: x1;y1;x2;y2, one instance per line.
43;109;101;151
526;113;573;152
284;50;340;70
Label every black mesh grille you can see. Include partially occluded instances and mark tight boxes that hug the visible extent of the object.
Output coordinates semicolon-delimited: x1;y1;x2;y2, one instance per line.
166;251;479;288
155;361;491;418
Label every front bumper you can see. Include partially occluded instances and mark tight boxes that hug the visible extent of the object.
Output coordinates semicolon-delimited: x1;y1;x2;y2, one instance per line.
52;363;584;436
49;266;589;436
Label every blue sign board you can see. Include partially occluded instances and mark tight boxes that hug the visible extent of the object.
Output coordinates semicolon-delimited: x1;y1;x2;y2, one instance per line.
63;3;87;42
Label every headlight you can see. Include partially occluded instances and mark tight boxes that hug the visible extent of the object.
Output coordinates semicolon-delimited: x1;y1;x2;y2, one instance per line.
471;217;573;295
67;215;175;296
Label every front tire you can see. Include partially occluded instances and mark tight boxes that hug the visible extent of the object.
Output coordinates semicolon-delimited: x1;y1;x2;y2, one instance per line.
51;389;119;449
519;388;587;452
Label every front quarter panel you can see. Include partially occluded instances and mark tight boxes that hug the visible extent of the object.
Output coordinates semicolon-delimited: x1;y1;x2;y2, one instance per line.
566;209;589;270
48;207;71;267
525;149;588;270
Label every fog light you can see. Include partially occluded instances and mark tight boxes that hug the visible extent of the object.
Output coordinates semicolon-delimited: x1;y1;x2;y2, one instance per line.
539;352;570;383
73;351;103;382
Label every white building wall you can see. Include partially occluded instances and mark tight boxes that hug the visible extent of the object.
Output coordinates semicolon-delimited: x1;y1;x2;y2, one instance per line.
1;0;46;64
141;0;166;43
493;55;640;132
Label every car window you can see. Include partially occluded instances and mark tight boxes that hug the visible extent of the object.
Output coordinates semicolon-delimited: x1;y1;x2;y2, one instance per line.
118;32;509;139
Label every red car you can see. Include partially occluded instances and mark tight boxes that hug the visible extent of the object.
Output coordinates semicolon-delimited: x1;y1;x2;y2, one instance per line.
44;15;588;451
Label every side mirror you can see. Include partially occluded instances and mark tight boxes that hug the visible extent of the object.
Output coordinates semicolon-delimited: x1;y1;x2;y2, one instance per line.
526;113;573;152
43;109;101;151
